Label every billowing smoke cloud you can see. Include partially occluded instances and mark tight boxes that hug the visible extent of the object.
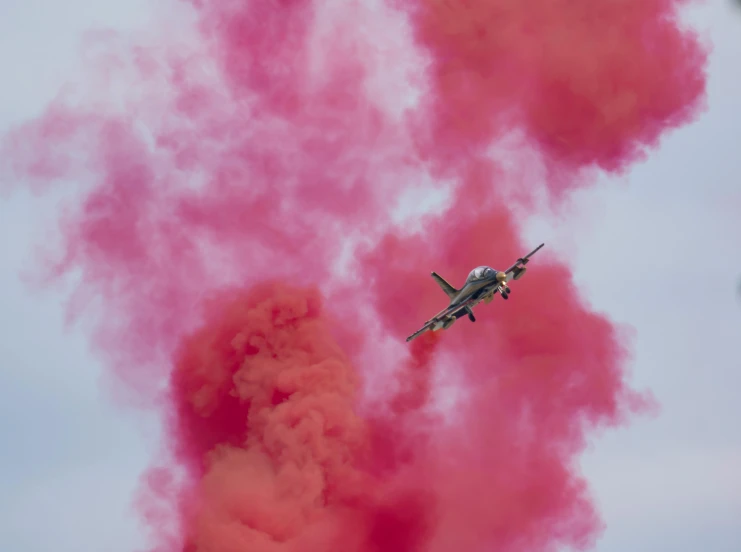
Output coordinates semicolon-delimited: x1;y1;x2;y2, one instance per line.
1;0;706;550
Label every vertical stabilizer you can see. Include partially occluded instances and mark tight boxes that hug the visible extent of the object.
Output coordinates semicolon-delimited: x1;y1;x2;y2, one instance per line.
430;272;459;299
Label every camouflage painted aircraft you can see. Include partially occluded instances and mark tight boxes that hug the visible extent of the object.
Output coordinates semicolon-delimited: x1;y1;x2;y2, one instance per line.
406;244;545;342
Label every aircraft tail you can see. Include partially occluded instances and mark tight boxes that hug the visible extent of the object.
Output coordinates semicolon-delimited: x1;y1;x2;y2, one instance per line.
431;272;459;299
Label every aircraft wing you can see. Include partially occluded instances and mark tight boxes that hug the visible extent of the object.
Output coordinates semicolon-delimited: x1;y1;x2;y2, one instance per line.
405;321;437;342
405;306;451;342
503;243;544;281
405;300;474;342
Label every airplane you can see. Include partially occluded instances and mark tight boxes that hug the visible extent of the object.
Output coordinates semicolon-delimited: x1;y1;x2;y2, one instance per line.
405;243;545;342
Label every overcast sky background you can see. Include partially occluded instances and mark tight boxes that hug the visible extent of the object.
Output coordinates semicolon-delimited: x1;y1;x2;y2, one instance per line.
1;1;739;552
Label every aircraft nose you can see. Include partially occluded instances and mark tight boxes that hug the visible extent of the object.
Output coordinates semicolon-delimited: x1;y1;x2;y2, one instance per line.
496;271;507;282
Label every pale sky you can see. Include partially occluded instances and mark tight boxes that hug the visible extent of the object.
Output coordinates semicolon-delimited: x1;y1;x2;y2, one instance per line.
1;2;739;552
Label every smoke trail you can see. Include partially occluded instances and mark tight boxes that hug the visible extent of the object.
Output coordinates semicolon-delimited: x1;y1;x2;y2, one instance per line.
1;0;706;550
398;0;706;175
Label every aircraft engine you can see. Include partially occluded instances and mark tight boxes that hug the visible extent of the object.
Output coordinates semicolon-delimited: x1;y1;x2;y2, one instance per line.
513;267;527;280
442;317;456;330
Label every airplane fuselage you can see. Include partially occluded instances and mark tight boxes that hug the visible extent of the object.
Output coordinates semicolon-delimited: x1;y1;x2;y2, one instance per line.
429;270;506;330
449;275;498;306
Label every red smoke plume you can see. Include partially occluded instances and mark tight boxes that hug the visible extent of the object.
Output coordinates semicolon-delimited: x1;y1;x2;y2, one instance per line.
1;0;706;550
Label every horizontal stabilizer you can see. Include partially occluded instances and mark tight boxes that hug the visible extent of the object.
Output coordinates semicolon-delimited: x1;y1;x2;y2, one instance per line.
431;271;458;299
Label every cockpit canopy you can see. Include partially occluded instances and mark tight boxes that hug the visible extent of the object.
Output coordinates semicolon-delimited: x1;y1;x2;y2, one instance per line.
466;266;495;282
